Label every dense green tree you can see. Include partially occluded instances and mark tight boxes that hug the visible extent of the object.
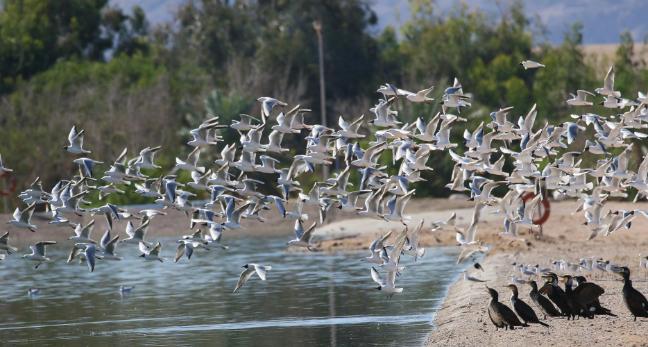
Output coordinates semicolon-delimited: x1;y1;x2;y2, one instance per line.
0;0;150;93
532;23;595;119
613;31;647;96
1;0;647;205
172;0;379;124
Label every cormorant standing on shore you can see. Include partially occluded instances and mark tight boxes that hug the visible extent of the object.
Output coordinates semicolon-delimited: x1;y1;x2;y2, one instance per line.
528;281;561;319
574;276;615;317
507;284;549;327
561;275;596;319
539;272;571;318
618;267;648;321
486;286;527;330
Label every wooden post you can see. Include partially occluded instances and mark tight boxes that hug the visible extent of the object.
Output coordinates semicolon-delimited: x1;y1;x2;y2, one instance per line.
313;20;328;180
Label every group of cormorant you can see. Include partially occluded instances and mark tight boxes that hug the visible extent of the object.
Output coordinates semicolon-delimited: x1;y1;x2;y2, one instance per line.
487;267;648;330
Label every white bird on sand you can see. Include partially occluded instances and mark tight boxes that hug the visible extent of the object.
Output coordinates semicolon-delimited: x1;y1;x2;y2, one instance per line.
233;263;272;293
463;270;486;282
22;241;57;269
510;276;528;285
520;60;545;70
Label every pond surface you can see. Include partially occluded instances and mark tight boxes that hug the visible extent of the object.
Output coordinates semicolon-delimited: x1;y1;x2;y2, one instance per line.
0;236;462;346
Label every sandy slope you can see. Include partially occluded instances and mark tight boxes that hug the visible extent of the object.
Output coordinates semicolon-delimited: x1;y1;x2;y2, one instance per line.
425;200;648;347
0;198;472;247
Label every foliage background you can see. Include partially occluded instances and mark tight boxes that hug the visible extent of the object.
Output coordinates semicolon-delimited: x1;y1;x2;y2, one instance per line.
0;0;647;208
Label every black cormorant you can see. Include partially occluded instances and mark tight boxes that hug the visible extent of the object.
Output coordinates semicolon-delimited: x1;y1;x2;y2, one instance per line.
574;276;615;317
507;284;549;327
486;286;527;330
528;280;561;319
561;275;598;319
539;272;571;318
618;267;648;321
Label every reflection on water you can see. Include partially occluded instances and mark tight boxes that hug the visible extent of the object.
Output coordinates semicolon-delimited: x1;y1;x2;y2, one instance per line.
0;236;462;346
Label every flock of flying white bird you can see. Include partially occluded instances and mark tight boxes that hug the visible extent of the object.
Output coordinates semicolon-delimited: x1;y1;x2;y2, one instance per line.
1;60;648;298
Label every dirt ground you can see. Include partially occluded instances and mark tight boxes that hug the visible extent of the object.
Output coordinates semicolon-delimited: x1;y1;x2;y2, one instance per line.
425;200;648;347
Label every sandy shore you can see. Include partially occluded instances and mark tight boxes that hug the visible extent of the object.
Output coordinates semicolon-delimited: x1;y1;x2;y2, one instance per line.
425;200;648;347
0;198;472;247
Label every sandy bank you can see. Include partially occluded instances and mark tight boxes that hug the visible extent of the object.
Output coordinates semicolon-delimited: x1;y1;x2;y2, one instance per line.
426;200;648;347
0;198;471;248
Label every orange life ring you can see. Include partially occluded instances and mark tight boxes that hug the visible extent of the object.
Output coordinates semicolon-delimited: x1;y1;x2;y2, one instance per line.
0;172;17;197
521;192;550;225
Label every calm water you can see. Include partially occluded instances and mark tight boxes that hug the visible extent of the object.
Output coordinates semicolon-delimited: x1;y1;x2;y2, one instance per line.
0;236;462;346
